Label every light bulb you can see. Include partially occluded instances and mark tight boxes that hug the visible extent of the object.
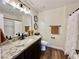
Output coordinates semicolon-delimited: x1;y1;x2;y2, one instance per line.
12;2;16;7
25;10;29;14
28;10;31;13
23;7;26;12
16;3;20;9
20;8;24;12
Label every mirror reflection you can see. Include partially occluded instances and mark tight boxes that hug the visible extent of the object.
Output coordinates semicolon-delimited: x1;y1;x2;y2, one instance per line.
4;19;22;37
4;14;32;37
22;14;33;36
0;0;34;44
0;14;33;43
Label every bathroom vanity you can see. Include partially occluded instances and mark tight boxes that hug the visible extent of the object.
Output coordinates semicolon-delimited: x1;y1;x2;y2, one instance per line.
1;36;41;59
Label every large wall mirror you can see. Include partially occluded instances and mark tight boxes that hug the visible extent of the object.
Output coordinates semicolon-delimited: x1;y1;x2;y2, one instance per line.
0;1;33;43
22;14;33;33
4;19;22;37
3;14;32;38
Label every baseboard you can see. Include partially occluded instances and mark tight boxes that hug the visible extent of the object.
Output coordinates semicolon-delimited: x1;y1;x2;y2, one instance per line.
47;45;64;51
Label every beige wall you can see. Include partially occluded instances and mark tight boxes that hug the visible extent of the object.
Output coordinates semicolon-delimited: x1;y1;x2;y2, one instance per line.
38;7;66;50
38;2;79;50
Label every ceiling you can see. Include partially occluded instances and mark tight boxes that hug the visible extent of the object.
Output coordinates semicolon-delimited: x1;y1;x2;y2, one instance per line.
0;0;79;14
22;0;79;12
0;0;24;16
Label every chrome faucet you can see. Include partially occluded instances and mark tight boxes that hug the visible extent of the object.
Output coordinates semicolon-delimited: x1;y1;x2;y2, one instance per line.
16;33;25;40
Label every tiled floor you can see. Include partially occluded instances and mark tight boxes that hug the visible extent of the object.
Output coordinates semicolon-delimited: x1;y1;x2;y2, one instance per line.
40;47;68;59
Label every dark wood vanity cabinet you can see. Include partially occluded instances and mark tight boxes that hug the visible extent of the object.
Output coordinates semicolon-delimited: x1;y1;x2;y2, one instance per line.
14;38;41;59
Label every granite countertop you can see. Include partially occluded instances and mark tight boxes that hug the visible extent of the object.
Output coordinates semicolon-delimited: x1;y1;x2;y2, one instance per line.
0;35;41;59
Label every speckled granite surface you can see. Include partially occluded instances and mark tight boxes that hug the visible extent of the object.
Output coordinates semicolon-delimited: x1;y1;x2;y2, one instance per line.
0;36;41;59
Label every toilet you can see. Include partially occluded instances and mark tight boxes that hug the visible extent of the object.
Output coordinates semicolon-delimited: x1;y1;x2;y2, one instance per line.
41;40;48;51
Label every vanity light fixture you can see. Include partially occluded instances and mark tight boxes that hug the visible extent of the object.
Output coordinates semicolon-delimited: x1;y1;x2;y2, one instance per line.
3;0;31;14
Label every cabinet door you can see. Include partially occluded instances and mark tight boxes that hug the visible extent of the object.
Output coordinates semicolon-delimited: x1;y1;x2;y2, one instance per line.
24;46;33;59
33;39;41;59
24;39;41;59
14;39;41;59
14;52;24;59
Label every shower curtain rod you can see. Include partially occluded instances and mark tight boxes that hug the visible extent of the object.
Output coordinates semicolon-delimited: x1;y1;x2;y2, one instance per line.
69;8;79;16
3;17;22;22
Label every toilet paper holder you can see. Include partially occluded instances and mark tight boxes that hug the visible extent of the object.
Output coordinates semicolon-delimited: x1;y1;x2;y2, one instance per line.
51;36;55;39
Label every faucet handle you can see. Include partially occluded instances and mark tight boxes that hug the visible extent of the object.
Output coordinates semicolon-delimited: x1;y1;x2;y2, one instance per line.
8;36;12;40
16;32;20;36
6;35;8;39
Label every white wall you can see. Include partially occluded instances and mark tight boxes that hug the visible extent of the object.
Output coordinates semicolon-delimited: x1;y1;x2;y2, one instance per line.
38;7;66;50
38;2;79;50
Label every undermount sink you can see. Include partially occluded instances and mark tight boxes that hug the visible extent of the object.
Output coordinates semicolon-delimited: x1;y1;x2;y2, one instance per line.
14;38;34;47
2;39;34;56
2;37;34;56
